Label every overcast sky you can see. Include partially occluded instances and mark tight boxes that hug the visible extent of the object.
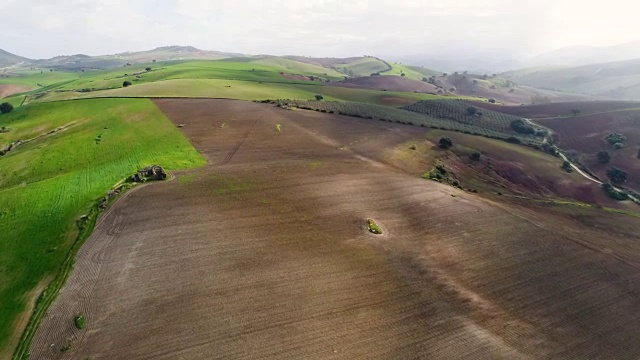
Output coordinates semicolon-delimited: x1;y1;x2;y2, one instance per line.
2;0;639;60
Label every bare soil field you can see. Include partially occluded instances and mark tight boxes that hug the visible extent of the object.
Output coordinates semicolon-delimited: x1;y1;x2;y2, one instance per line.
536;110;640;191
474;101;640;118
30;99;640;359
0;84;31;98
333;76;438;93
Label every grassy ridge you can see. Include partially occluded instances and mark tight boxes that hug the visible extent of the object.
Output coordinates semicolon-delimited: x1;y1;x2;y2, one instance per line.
0;98;205;353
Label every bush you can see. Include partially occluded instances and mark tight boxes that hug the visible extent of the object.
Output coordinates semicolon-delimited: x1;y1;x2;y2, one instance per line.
466;106;477;116
561;161;573;173
314;94;323;101
506;136;521;144
614;142;623;150
122;81;132;87
438;137;453;149
597;150;611;164
0;102;13;114
145;67;152;71
607;167;627;183
602;182;629;201
606;133;626;145
510;119;535;135
488;98;496;103
469;151;481;161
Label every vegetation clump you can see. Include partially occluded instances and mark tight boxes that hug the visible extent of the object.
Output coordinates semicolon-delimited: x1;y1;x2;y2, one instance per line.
597;150;611;164
607;167;628;184
74;315;86;329
0;102;14;114
561;161;573;173
602;183;629;201
606;133;626;146
438;137;453;149
122;81;132;87
510;119;535;135
469;151;481;161
367;219;383;234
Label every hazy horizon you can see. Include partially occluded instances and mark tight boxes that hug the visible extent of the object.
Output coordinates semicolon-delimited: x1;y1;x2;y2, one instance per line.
2;0;639;61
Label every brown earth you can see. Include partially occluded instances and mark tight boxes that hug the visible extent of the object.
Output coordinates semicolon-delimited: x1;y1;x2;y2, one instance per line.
0;84;32;98
474;101;640;119
30;99;640;359
332;76;438;93
536;109;640;192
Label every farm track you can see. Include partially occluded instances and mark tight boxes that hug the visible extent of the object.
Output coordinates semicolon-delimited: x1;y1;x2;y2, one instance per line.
30;99;640;359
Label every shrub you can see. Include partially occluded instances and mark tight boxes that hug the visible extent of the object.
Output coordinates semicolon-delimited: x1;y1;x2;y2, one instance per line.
606;133;626;145
510;119;535;134
488;98;496;103
314;94;323;101
74;315;86;329
506;136;521;144
597;150;611;164
145;67;152;71
438;137;453;149
466;106;477;116
602;182;629;201
571;109;581;116
561;161;573;173
469;151;481;161
614;142;623;150
0;102;13;114
607;167;627;183
122;81;132;87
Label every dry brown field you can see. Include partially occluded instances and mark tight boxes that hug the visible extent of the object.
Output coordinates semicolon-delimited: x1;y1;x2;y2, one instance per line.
30;99;640;359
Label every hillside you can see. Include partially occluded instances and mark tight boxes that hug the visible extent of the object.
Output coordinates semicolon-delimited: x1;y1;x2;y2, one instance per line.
503;58;640;100
525;40;640;68
432;73;594;104
333;75;438;93
0;49;29;68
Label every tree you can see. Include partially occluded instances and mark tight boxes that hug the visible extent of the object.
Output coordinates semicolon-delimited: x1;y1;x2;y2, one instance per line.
152;59;156;62
607;167;628;183
488;98;496;103
145;67;152;71
449;87;456;92
314;94;323;101
469;152;481;161
571;109;581;116
605;133;626;145
466;106;478;116
0;102;13;114
400;72;406;77
510;119;535;135
122;81;132;87
439;137;453;149
597;150;611;164
561;161;573;173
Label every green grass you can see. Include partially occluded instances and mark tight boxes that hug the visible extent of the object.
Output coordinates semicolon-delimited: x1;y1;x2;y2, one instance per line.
0;70;79;88
381;63;428;81
74;315;86;330
334;57;390;77
367;219;383;234
0;98;205;354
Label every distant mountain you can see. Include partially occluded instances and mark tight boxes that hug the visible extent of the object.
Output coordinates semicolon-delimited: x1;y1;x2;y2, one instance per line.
503;58;640;100
524;40;640;68
0;49;29;68
4;46;246;71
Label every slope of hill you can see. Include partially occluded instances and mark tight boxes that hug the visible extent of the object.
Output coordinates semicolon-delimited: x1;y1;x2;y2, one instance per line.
432;73;593;104
333;75;438;93
0;49;29;68
473;101;640;119
525;40;640;68
503;58;640;100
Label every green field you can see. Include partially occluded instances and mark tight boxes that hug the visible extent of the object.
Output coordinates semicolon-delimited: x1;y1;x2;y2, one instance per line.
0;70;79;89
0;98;205;353
333;57;390;77
381;63;428;81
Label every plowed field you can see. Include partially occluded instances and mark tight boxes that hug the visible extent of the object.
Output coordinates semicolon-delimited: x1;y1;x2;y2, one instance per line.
30;99;640;359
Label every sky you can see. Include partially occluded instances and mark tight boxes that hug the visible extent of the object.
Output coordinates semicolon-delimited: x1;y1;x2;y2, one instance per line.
2;0;639;60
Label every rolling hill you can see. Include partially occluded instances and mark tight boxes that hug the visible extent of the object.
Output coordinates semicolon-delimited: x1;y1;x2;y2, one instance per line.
0;49;29;68
503;58;640;100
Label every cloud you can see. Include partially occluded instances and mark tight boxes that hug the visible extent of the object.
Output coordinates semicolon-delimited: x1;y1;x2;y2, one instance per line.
1;0;638;60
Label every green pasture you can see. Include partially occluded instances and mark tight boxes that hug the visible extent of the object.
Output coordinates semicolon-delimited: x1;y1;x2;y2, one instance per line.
0;98;204;352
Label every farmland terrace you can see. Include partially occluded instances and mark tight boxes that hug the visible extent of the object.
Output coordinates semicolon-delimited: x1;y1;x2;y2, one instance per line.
29;99;640;359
